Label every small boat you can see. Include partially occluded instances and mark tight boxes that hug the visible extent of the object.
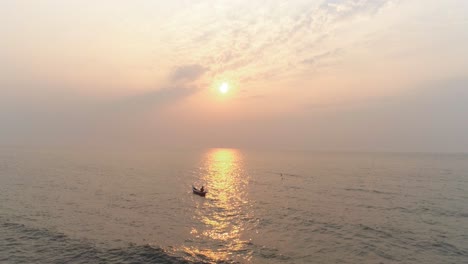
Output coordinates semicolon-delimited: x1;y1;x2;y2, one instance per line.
192;186;207;197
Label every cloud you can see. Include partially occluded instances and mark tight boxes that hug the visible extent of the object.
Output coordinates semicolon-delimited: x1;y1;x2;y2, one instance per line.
174;0;395;86
118;63;207;111
170;64;207;83
301;48;343;65
319;0;391;22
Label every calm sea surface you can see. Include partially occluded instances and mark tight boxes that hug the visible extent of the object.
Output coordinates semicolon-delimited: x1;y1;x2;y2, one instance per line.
1;148;467;263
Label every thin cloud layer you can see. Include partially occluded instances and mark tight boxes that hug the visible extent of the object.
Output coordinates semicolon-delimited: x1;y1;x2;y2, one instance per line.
166;0;394;84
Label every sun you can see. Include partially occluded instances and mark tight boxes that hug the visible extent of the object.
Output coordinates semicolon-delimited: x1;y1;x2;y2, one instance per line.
219;82;229;94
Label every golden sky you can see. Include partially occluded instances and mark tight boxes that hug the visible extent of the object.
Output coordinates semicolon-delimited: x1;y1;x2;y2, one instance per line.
1;0;468;151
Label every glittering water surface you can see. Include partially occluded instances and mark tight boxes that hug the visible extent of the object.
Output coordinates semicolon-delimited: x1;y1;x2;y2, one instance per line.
1;148;467;263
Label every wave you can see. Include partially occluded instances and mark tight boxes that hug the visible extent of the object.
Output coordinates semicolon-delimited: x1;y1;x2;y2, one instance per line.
0;220;194;264
344;188;397;195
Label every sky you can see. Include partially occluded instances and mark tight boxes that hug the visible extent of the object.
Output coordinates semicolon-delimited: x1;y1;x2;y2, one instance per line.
1;0;468;152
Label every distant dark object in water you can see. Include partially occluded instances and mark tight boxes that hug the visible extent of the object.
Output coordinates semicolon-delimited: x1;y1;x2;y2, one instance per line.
192;186;207;197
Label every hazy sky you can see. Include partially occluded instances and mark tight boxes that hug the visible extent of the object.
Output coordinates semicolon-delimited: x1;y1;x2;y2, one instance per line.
1;0;467;152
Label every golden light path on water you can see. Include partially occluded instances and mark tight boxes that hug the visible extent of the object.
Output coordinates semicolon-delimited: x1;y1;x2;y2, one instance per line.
182;149;253;263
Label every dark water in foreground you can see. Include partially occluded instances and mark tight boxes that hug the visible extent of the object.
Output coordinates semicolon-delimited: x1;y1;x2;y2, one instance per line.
1;148;467;263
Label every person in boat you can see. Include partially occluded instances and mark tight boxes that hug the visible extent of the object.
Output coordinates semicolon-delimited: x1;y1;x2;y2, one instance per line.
200;186;204;192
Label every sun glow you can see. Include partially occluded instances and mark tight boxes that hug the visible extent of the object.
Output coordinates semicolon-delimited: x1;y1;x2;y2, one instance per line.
219;82;229;94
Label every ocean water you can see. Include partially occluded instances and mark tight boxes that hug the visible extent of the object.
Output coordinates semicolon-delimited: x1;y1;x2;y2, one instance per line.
1;148;467;263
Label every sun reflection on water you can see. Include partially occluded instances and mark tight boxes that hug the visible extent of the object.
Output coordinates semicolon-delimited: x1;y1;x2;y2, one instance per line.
184;148;253;263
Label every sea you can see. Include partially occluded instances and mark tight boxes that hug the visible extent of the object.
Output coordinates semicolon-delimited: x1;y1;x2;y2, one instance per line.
1;147;467;263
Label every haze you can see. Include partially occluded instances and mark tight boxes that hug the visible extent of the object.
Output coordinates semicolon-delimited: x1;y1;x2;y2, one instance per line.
1;0;467;152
